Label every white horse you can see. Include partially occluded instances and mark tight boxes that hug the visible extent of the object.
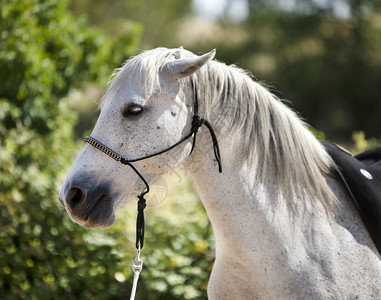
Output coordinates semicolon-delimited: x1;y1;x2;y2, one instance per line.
59;47;381;299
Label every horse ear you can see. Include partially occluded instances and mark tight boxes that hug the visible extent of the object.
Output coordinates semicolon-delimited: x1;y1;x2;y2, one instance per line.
161;49;216;80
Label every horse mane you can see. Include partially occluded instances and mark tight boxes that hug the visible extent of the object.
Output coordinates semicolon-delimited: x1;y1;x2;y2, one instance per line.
194;58;338;212
103;47;338;212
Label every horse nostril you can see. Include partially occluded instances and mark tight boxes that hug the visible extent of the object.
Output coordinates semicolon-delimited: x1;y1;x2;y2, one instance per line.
66;187;85;211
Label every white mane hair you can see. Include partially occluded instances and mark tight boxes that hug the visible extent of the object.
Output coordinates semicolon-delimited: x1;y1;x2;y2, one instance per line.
102;47;338;212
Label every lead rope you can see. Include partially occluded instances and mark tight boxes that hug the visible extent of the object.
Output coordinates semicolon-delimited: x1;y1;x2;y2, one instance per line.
119;161;148;300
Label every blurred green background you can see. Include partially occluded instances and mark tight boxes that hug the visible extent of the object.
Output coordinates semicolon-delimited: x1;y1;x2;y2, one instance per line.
1;0;380;299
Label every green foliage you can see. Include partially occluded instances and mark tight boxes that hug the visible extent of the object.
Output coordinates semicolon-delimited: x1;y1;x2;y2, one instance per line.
0;0;142;134
69;0;192;48
308;125;326;141
351;131;381;154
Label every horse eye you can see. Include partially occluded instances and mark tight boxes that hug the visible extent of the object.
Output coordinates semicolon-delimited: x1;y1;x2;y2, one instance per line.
123;105;144;118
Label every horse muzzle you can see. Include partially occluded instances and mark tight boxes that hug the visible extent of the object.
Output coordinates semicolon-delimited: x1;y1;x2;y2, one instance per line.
58;177;116;228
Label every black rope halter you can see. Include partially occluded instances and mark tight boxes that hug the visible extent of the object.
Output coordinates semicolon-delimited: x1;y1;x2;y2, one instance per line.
84;79;222;250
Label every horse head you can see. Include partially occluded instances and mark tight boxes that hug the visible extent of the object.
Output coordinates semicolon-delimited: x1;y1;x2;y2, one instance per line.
58;48;215;228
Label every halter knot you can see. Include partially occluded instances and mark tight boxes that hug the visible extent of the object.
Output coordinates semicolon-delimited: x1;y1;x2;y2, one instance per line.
191;115;204;133
137;195;147;211
189;116;223;173
120;157;129;165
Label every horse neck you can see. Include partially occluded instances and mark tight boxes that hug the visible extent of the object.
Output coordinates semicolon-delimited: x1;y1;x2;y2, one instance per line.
186;127;333;275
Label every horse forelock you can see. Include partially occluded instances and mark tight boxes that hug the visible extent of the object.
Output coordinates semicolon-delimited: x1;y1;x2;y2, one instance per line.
101;47;338;213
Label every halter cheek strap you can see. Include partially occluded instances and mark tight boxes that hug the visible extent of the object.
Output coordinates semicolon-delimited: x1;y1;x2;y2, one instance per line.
83;82;222;250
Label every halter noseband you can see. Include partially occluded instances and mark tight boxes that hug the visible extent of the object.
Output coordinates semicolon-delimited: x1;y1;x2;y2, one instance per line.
84;80;222;250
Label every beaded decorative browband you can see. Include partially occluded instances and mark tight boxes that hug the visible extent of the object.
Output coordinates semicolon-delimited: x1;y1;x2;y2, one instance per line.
84;80;222;251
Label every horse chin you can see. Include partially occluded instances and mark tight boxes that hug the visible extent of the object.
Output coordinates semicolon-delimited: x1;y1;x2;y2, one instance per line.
83;217;115;229
83;212;116;229
69;197;116;229
69;211;116;229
